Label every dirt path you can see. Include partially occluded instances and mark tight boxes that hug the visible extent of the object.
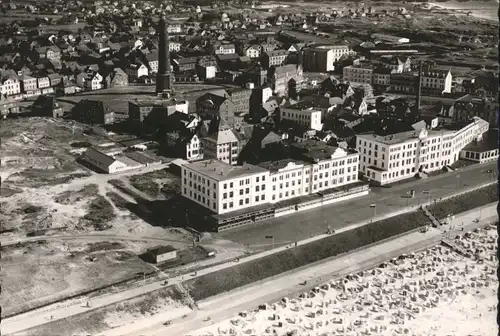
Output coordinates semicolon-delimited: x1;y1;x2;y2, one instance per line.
1;234;190;247
106;183;137;204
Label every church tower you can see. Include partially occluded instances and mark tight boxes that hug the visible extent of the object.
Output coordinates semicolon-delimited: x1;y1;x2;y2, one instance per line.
156;11;174;96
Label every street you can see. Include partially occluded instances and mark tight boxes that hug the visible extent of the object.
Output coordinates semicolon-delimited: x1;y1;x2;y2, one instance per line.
220;161;496;248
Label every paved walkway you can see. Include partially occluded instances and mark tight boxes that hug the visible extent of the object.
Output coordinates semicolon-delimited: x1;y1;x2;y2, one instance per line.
4;195;496;335
222;160;496;247
127;203;497;336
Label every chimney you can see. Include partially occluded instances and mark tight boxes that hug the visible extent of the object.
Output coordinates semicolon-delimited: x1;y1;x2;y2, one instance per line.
416;61;423;113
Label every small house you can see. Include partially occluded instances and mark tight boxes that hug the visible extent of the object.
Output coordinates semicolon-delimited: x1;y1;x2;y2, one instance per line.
140;245;178;264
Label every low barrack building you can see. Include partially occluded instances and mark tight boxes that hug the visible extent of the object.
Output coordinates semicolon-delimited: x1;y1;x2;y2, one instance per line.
140;245;177;264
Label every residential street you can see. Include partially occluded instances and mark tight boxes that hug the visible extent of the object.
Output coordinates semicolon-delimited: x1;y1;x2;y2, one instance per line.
220;161;496;248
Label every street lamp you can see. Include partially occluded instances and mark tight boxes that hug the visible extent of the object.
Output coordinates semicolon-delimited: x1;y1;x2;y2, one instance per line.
423;190;431;205
370;203;376;222
265;235;275;250
447;214;455;239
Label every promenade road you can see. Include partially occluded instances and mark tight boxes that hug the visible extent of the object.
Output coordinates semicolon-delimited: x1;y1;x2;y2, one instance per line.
119;204;497;336
220;160;496;248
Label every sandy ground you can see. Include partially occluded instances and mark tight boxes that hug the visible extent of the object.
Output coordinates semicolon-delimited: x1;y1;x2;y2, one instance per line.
192;223;497;336
0;117;244;318
428;1;499;21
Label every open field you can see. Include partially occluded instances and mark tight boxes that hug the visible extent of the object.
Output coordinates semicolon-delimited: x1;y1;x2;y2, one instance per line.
428;183;498;220
184;211;431;301
127;168;180;199
1;239;156;317
0;117;213;317
57;84;230;114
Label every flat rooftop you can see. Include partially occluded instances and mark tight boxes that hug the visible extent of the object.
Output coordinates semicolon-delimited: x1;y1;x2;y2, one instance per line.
462;130;498;153
258;158;308;172
130;99;188;107
358;118;480;145
186;159;268;181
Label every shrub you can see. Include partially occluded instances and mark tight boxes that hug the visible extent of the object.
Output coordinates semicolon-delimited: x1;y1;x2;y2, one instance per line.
428;184;497;220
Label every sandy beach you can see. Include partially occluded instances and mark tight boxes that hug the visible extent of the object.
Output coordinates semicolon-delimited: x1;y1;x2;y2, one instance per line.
428;1;499;21
193;224;497;336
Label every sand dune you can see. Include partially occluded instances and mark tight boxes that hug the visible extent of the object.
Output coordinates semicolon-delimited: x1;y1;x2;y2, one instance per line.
194;224;497;336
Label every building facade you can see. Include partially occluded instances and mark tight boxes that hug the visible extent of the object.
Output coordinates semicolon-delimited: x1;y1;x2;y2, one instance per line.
1;74;21;96
421;69;452;95
303;45;351;72
262;49;289;68
343;64;375;84
181;160;270;215
453;94;498;126
281;107;323;131
356;117;489;185
181;142;361;215
202;125;241;165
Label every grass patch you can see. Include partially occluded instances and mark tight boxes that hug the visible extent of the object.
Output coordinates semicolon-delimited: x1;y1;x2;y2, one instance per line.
15;285;184;336
0;186;23;197
128;169;176;198
109;179;145;202
82;196;116;230
54;184;99;204
105;191;130;211
428;183;497;220
184;211;431;301
129;179;160;198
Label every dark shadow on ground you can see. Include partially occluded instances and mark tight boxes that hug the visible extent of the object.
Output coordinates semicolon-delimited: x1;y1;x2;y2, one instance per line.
125;196;213;231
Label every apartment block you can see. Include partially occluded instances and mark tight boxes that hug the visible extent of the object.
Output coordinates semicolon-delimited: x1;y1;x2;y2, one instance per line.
181;160;270;215
303;45;352;72
343;63;375;84
280;107;323;131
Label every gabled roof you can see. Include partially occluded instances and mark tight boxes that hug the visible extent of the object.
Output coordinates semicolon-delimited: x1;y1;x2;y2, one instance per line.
84;147;116;168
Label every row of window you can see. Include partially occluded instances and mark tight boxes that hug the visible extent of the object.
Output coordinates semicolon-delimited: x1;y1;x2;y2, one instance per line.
222;194;267;209
223;175;267;190
222;184;267;199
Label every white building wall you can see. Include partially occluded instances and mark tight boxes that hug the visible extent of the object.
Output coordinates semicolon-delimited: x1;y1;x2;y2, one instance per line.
357;117;489;185
182;152;361;214
181;166;270;215
281;109;323;131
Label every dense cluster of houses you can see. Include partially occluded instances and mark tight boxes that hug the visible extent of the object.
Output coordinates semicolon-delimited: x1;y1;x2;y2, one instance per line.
1;1;498;218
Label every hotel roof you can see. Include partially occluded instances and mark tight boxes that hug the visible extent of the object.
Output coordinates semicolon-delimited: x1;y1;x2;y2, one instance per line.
186;159;268;181
257;158;307;172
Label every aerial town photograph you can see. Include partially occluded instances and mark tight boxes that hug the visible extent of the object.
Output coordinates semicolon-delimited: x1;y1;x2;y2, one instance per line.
0;0;498;335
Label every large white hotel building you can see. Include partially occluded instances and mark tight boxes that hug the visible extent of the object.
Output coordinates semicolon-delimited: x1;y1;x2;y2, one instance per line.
181;141;363;217
356;117;489;185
